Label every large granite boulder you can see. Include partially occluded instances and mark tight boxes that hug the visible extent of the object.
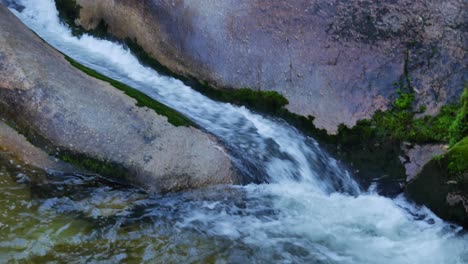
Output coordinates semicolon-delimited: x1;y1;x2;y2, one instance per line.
70;0;466;133
0;4;240;193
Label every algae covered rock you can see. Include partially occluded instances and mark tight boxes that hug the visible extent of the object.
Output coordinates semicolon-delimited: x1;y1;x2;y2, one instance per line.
0;4;240;193
406;137;468;227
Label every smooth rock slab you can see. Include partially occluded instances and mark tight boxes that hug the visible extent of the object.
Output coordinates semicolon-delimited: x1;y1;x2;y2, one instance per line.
0;4;240;193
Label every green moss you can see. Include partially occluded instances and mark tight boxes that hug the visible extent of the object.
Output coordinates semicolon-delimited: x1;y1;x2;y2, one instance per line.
394;88;414;110
65;56;195;127
333;88;466;145
55;3;195;126
281;87;464;147
81;19;464;148
86;19;111;40
449;88;468;145
445;137;468;179
406;137;468;227
52;2;290;115
0;120;130;182
194;85;289;113
59;151;129;181
124;38;289;113
53;0;465;194
335;77;464;145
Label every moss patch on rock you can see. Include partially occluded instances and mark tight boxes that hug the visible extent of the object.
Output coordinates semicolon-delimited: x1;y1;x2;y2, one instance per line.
194;85;289;113
446;137;468;180
117;31;467;193
65;56;195;127
406;137;468;227
53;2;291;115
404;88;466;226
125;38;286;112
125;38;289;113
56;0;288;125
3;109;133;186
0;119;132;184
448;88;468;146
53;0;465;197
330;85;465;145
53;3;195;127
59;150;129;181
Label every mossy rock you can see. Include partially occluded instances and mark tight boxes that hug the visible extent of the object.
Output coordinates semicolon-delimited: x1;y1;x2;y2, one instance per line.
65;56;195;127
124;37;289;114
445;137;468;182
59;150;129;182
54;0;290;116
448;88;468;145
406;137;468;227
54;0;467;198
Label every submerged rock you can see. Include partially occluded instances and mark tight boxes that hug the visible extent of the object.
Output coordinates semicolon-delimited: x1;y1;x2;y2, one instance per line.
0;4;240;193
71;0;466;133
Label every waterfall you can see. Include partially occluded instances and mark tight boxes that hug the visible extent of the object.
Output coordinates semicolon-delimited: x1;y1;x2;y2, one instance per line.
3;1;467;263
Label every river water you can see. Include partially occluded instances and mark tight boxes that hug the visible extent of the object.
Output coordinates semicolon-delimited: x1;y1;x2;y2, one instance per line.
1;0;467;263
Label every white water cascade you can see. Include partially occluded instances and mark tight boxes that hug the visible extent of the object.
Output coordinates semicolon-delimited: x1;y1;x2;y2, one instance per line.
3;0;467;263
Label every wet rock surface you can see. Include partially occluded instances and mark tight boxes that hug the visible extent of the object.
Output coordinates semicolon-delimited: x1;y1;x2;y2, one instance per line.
400;143;448;181
406;158;468;228
406;138;468;228
0;120;78;174
74;0;466;133
0;4;239;193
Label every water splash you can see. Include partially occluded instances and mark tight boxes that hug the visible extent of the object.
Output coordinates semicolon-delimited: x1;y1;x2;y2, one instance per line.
11;0;360;194
2;0;467;263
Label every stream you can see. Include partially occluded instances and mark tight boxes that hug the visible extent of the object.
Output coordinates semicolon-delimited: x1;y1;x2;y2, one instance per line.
1;0;467;263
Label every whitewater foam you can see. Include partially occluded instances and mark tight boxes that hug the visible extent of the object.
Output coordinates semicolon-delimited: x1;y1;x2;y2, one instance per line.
6;1;468;263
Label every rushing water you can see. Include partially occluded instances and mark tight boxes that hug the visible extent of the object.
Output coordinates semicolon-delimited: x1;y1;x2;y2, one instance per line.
1;0;467;263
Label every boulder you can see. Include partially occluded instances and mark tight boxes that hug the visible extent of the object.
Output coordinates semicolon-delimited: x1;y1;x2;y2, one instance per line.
0;4;240;193
71;0;466;133
400;143;447;181
406;137;468;227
